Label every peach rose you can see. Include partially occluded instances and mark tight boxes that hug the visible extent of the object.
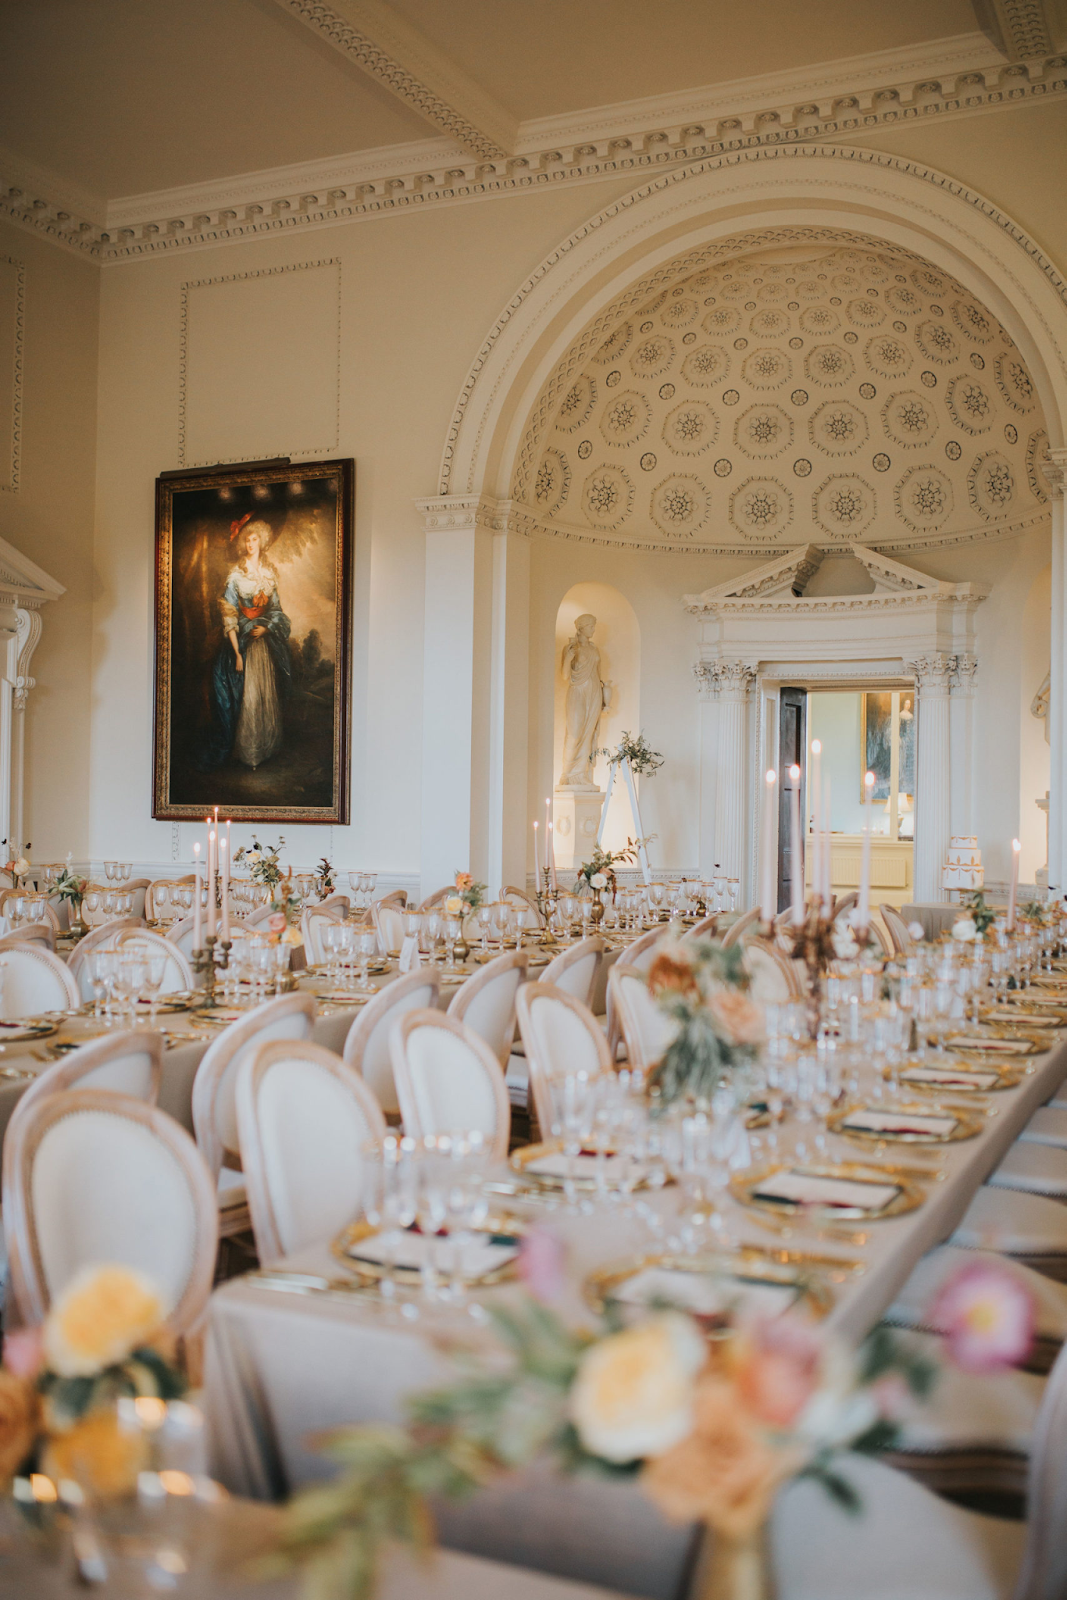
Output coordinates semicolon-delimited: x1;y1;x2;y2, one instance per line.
44;1264;165;1378
648;951;699;1002
733;1321;821;1429
455;872;473;892
43;1408;148;1500
706;989;765;1046
643;1375;802;1539
0;1370;38;1486
267;912;287;934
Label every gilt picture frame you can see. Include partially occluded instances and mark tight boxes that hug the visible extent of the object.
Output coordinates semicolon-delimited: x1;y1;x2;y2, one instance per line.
861;690;915;804
153;456;353;823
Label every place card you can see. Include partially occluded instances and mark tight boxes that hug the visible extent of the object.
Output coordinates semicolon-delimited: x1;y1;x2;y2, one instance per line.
346;1228;518;1280
899;1065;1001;1092
841;1108;958;1139
613;1266;797;1321
752;1170;901;1214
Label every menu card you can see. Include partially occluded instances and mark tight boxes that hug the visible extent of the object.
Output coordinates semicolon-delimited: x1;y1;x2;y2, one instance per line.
900;1065;1000;1092
752;1169;900;1214
614;1267;796;1320
841;1107;958;1139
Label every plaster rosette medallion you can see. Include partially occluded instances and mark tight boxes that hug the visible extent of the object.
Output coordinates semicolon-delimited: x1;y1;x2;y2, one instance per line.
630;335;676;380
661;298;699;328
946;375;995;436
582;464;634;530
968;452;1016;520
951;300;995;344
556;374;597;433
847;297;886;329
886;285;923;316
813;473;877;539
682;345;731;387
729;477;793;541
805;344;855;387
809;400;868;457
600;390;652;449
865;334;913;381
592;323;633;365
742;347;792;390
995;353;1037;413
662;399;719;456
882;390;939;450
1027;430;1051;502
534;449;570;516
735;404;793;460
895;465;954;533
703;307;741;336
799;305;840;336
751;308;791;338
914;320;960;365
650;474;710;538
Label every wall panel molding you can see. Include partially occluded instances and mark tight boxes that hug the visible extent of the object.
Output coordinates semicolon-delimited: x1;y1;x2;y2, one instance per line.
0;253;24;492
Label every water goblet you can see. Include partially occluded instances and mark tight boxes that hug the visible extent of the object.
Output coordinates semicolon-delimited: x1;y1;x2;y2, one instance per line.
414;1136;450;1301
103;861;117;884
425;909;443;960
140;953;166;1025
117;956;147;1024
323;922;344;983
87;950;115;1018
477;904;493;956
356;929;378;992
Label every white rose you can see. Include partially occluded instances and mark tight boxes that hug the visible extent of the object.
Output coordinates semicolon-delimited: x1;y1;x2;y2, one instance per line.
14;857;29;875
245;850;261;864
831;927;859;960
570;1314;706;1463
951;917;978;943
590;873;608;889
907;921;926;943
444;895;465;915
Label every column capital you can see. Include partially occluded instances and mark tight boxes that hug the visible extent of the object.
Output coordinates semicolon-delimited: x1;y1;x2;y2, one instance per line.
694;659;757;700
950;653;978;694
415;493;512;534
908;652;956;694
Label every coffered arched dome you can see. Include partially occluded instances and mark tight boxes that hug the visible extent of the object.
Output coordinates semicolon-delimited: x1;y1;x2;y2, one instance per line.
527;241;1051;554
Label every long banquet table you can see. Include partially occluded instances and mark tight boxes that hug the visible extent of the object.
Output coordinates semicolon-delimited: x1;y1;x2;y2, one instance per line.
202;1024;1067;1597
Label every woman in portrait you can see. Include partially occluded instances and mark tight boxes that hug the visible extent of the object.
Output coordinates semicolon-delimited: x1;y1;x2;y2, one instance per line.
202;518;292;769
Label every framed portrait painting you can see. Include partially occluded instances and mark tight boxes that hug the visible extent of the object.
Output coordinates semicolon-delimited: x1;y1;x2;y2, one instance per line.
861;690;915;803
153;457;353;823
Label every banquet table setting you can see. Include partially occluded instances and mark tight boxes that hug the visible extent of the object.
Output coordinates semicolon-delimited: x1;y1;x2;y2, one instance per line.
2;844;1067;1600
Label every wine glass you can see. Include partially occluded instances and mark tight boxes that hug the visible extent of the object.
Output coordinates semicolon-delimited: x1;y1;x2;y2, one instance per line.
140;953;166;1025
323;922;344;983
87;950;116;1018
356;929;378;992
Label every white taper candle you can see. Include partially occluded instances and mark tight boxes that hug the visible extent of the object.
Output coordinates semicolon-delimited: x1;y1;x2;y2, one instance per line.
858;770;875;933
1008;838;1021;930
760;769;777;925
810;740;822;912
193;842;202;950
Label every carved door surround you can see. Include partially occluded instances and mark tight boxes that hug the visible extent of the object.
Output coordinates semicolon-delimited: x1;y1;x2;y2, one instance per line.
685;544;987;904
0;538;65;854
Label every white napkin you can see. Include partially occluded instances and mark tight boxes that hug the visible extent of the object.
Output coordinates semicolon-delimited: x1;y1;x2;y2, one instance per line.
900;1065;1000;1092
398;936;422;974
346;1228;517;1279
614;1266;796;1320
948;1034;1035;1054
753;1169;901;1213
841;1108;958;1138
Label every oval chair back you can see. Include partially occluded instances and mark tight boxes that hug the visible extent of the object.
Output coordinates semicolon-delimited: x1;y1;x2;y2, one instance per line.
832;891;858;921
540;935;604;1010
236;1040;386;1264
375;890;407;912
417;886;453;912
145;876;195;922
67;920;144;999
5;1031;162;1133
605;928;664;1060
372;901;406;958
683;915;718;941
389;1010;510;1162
302;909;339;967
115;928;195;993
501;885;544;928
191;993;318;1187
314;894;350;921
607;965;679;1077
742;939;805;1002
0;924;56;953
342;967;440;1115
447;949;528;1067
0;945;79;1017
514;982;611;1140
880;904;912;955
3;1088;217;1332
721;907;760;948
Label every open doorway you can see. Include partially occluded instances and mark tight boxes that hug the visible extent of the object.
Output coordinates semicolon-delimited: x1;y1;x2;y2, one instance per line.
803;688;916;911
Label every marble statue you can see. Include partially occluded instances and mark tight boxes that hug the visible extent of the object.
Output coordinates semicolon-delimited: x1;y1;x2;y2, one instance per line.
559;613;612;788
1032;668;1050;744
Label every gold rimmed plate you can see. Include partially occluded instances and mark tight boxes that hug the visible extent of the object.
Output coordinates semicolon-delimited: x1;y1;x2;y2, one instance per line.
828;1100;983;1146
331;1214;526;1288
945;1029;1046;1057
584;1248;836;1323
509;1140;650;1192
0;1018;59;1043
981;1005;1067;1028
893;1059;1022;1095
189;1006;250;1026
133;994;193;1014
731;1161;926;1222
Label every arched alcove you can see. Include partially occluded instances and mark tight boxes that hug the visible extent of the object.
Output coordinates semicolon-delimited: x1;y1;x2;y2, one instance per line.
552;582;640;867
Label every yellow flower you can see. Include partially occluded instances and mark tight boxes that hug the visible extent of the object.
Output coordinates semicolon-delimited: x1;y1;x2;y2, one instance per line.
44;1264;165;1378
0;1370;38;1487
444;895;465;916
43;1408;148;1500
570;1315;707;1463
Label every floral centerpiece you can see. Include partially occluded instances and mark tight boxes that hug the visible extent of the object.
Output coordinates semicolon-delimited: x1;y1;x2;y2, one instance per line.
0;1263;187;1499
265;1244;1033;1600
444;871;486;916
233;836;286;892
959;890;996;938
51;853;90;934
647;938;763;1108
1;841;32;891
575;838;649;896
595;730;664;778
315;857;336;896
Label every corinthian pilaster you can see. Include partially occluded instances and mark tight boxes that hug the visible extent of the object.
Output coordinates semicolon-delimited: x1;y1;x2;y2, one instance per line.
909;653;954;902
948;652;977;838
695;657;757;881
1047;449;1067;897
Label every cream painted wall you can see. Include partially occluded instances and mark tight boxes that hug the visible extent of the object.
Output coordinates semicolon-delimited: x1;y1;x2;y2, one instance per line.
6;95;1062;888
0;217;98;860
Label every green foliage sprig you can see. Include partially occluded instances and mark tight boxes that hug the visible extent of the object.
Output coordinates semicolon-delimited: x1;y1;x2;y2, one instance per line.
594;730;663;778
575;836;654;892
964;890;997;936
234;836;286;890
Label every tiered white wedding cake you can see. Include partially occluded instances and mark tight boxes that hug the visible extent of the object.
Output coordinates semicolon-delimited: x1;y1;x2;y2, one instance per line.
942;836;984;893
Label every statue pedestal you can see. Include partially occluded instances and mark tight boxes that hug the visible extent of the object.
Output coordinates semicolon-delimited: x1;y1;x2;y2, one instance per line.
553;787;604;871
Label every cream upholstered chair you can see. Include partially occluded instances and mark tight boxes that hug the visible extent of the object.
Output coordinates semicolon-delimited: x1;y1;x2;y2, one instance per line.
343;968;441;1116
683;915;718;940
770;1340;1067;1600
514;983;612;1140
721;906;760;948
0;924;56;953
607;965;678;1075
949;1185;1067;1279
302;907;340;966
314;893;350;920
880;902;913;954
67;918;143;995
236;1040;386;1263
742;939;805;1002
373;899;406;958
540;935;604;1010
417;886;453;912
145;876;195;922
605;929;663;1061
376;889;407;912
0;888;59;928
125;879;152;921
191;994;317;1240
447;949;528;1067
390;1010;510;1162
115;927;194;993
0;945;79;1016
3;1089;217;1332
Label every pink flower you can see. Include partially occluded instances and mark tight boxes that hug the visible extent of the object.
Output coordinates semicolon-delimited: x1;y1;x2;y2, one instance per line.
706;990;766;1046
517;1227;567;1304
2;1327;44;1380
930;1261;1035;1374
734;1318;821;1429
267;912;286;934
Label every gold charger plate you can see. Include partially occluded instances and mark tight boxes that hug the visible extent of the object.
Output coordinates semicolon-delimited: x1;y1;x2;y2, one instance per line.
331;1214;525;1288
893;1058;1023;1094
508;1140;650;1192
189;1006;250;1026
945;1029;1046;1056
981;1005;1067;1028
0;1018;59;1042
133;994;193;1014
829;1100;984;1147
584;1248;836;1322
731;1161;926;1222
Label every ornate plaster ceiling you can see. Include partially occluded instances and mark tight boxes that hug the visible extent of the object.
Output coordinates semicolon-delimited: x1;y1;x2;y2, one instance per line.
531;240;1051;554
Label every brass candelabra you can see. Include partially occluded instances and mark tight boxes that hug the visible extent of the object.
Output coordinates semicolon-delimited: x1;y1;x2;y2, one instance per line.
190;934;231;1008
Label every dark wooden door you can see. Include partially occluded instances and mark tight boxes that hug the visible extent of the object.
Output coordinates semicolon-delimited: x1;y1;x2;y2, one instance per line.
777;689;807;914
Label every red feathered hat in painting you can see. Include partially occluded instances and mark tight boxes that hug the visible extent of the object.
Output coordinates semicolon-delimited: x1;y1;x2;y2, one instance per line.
230;512;252;542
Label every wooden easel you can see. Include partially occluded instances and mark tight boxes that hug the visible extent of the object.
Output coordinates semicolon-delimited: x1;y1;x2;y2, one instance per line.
596;759;652;886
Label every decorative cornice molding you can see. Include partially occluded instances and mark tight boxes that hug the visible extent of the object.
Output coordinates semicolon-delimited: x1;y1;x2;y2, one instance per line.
2;45;1065;263
415;493;512;534
983;0;1056;60
0;535;66;608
